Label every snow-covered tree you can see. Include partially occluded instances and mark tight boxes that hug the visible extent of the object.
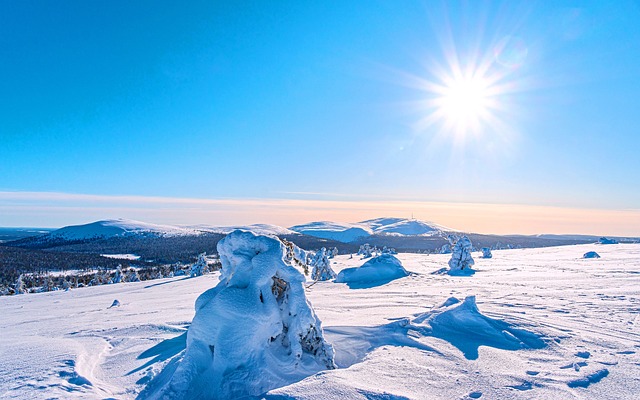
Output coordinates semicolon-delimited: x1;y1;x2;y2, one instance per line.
62;279;72;291
40;274;55;292
125;267;140;282
381;246;397;255
112;264;124;284
327;247;339;259
147;230;335;399
357;243;373;258
448;236;475;274
190;253;208;277
311;247;337;281
481;247;492;259
14;274;26;294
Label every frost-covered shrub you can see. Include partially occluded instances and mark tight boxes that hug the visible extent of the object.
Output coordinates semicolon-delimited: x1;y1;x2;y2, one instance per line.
125;268;140;282
327;247;339;259
149;230;335;399
440;244;452;254
190;253;208;277
357;243;373;258
448;236;475;275
310;248;337;281
481;247;492;259
112;264;124;284
381;246;397;255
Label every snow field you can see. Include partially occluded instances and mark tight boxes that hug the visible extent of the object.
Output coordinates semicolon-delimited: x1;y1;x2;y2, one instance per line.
0;244;638;399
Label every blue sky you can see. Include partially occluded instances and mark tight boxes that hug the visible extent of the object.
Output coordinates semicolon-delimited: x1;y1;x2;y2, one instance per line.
1;1;639;233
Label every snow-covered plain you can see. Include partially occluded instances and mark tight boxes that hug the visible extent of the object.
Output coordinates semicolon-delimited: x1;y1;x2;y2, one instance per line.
1;244;639;399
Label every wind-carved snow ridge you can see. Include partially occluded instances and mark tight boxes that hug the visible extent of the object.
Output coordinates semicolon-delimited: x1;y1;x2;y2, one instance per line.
143;230;335;399
410;296;546;360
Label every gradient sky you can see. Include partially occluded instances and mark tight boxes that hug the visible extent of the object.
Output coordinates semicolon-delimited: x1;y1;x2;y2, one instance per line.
1;1;639;234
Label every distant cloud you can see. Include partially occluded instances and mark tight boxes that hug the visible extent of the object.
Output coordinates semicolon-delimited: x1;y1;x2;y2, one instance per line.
0;191;638;236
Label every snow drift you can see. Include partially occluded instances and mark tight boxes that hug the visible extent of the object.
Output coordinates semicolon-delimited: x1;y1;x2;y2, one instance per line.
583;251;601;259
335;254;409;289
147;230;335;399
411;296;546;360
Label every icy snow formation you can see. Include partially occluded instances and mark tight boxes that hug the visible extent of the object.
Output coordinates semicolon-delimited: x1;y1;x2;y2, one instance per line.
411;296;546;360
149;230;334;399
336;254;409;289
448;236;475;275
583;251;601;259
310;248;337;281
481;247;492;259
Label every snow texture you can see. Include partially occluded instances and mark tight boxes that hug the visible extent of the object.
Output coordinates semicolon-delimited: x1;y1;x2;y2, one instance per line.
335;254;409;289
448;236;475;275
145;230;334;399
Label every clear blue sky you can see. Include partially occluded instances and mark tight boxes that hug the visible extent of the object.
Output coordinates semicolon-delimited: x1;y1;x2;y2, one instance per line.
1;1;639;232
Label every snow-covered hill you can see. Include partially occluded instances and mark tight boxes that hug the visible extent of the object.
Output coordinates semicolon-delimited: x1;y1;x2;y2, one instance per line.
47;218;200;240
190;223;297;236
1;244;639;399
289;217;451;242
289;221;374;242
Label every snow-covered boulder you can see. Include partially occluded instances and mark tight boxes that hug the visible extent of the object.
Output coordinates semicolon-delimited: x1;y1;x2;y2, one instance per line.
448;236;475;275
151;230;334;399
583;251;601;259
481;247;492;259
336;254;409;289
310;248;337;281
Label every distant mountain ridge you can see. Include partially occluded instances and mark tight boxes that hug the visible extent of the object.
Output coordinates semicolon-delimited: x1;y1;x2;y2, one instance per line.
289;217;452;243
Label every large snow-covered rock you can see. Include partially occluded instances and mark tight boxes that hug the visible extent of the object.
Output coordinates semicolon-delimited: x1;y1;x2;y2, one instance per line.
151;230;334;399
336;254;409;289
448;236;475;275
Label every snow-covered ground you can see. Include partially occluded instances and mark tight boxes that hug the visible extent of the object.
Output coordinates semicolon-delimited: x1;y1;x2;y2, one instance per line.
1;244;639;399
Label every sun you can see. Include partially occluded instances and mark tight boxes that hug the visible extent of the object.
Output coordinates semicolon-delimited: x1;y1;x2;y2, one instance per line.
437;76;491;132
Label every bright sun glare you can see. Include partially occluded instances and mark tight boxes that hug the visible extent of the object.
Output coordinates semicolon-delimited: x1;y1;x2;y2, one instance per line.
438;76;491;132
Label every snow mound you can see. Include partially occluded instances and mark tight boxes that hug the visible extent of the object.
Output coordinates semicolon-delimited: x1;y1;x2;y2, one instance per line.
361;217;450;236
335;254;409;289
411;296;546;360
147;230;334;399
583;251;601;259
49;218;198;240
289;221;373;243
